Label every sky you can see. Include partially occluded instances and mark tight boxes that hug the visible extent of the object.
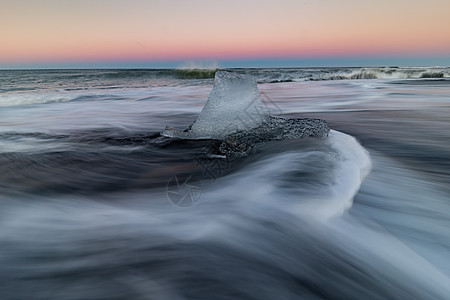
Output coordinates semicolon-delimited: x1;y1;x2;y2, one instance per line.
1;0;450;68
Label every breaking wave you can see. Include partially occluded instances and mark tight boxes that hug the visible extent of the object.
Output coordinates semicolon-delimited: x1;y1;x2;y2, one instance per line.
89;68;220;80
312;67;448;81
244;67;450;83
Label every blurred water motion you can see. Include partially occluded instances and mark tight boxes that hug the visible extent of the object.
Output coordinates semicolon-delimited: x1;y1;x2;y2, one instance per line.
1;70;450;299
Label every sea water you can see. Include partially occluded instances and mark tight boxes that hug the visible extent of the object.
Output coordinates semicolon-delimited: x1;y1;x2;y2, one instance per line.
1;68;450;299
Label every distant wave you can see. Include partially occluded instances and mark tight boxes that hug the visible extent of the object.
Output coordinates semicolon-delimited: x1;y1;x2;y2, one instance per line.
1;68;449;108
0;93;122;108
0;93;76;107
311;67;448;81
96;68;219;80
229;67;450;83
172;68;219;79
114;67;448;82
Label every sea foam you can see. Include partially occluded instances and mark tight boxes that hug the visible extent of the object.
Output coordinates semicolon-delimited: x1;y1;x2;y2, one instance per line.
0;93;75;107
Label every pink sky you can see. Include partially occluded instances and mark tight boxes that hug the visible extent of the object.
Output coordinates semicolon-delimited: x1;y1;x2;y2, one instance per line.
1;0;450;66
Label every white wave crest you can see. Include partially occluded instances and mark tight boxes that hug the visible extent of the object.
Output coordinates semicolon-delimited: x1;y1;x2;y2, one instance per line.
314;67;449;81
202;130;371;221
0;93;76;107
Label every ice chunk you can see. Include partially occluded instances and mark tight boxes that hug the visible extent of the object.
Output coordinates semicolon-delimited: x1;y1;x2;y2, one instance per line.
162;71;266;139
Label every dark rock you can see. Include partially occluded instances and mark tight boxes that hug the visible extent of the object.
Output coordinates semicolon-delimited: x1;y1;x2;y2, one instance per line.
217;116;330;157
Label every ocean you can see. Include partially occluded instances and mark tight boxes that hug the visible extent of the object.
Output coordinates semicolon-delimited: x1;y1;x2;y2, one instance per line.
1;67;450;299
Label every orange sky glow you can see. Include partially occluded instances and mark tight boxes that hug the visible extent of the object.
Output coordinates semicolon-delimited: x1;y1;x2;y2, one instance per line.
1;0;450;67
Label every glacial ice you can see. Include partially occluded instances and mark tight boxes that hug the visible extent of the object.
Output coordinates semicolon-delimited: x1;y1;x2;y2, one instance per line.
161;71;330;158
162;71;266;139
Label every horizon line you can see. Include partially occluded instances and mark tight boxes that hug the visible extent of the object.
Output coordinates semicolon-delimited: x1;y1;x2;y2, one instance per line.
1;56;450;70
